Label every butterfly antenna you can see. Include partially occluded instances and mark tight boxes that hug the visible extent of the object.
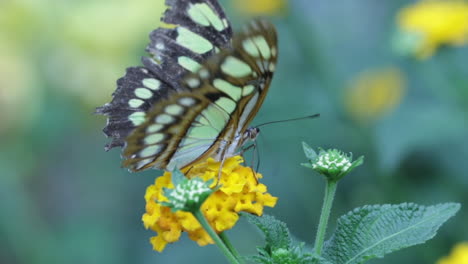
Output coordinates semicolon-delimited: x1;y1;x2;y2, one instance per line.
255;114;320;128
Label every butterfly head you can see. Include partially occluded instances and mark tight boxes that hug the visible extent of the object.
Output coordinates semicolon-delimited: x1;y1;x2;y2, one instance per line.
245;127;260;141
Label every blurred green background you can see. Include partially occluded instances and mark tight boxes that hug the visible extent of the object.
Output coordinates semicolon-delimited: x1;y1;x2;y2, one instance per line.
1;0;467;263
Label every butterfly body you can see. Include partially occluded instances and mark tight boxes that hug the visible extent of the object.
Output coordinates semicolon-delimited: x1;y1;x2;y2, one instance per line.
97;0;277;171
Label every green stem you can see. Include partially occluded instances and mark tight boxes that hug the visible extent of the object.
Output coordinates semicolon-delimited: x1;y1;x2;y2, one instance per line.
193;210;241;264
314;180;338;257
220;232;243;262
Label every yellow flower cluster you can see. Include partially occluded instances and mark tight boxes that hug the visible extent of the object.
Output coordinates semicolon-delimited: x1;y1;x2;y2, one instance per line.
397;0;468;59
142;156;278;252
345;67;406;123
233;0;287;16
438;242;468;264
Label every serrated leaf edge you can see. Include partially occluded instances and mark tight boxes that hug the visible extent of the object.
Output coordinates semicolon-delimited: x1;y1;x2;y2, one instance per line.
343;203;460;264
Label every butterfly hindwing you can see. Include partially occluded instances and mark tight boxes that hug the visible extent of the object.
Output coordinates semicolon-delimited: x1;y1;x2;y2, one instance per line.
96;67;175;149
217;19;278;133
122;19;278;171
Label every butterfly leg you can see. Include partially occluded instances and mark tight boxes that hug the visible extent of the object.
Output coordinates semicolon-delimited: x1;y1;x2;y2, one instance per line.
251;140;260;183
215;139;230;186
239;142;260;183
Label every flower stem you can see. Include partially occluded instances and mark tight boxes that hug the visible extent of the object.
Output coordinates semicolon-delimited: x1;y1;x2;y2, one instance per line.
220;232;243;262
194;210;241;264
314;180;338;257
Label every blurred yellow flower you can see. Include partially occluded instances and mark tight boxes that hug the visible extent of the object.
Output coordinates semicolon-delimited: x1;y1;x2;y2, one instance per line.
0;1;45;134
0;42;42;135
438;242;468;264
396;0;468;59
345;68;406;123
142;156;278;252
233;0;287;16
47;0;167;106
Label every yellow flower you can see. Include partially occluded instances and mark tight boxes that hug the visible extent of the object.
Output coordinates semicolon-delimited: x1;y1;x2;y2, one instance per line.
438;242;468;264
142;156;278;252
233;0;287;16
345;67;406;123
396;0;468;59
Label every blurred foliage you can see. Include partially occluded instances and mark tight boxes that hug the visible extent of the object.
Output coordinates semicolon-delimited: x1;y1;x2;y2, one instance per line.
0;0;467;264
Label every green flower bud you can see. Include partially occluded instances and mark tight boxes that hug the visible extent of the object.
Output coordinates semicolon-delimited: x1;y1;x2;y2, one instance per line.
302;143;364;181
160;169;216;213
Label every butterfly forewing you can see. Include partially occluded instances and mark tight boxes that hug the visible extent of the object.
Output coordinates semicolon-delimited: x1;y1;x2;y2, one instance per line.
97;0;232;151
143;0;232;89
122;19;278;171
226;20;278;134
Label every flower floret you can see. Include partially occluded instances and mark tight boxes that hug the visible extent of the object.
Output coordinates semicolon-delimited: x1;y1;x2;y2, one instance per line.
142;155;277;252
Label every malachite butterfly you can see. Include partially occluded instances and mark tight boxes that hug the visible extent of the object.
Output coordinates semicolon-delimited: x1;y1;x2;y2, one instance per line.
96;0;278;171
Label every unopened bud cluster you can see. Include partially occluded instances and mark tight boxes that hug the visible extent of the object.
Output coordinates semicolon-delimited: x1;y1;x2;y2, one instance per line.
162;173;215;213
313;150;352;175
302;143;364;181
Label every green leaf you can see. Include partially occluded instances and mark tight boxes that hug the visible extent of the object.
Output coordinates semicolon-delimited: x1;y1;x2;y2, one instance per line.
246;244;317;264
302;142;317;160
322;203;460;264
243;213;292;253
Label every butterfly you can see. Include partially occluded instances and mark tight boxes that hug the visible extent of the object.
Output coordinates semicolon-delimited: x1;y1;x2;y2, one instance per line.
96;0;278;172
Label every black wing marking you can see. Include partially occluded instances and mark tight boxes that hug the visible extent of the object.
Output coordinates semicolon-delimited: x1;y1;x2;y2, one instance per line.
96;67;174;149
143;0;233;90
97;0;233;151
121;19;278;171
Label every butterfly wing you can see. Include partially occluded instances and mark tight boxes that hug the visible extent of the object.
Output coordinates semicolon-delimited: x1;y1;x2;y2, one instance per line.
123;19;278;171
96;0;232;150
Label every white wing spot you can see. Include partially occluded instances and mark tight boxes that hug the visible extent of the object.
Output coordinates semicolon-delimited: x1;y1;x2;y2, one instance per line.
128;98;144;108
221;56;252;78
242;85;255;96
213;79;242;101
271;47;277;57
199;69;210;79
156;43;165;50
186;78;200;88
165;104;184;115
144;133;165;145
140;145;163;158
179;97;196;106
129;112;146;126
178;56;202;72
155;114;174;124
176;27;213;54
135;88;153;99
142;78;161;90
187;3;225;31
147;124;163;133
269;63;276;72
215;97;236;114
242;38;260;57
